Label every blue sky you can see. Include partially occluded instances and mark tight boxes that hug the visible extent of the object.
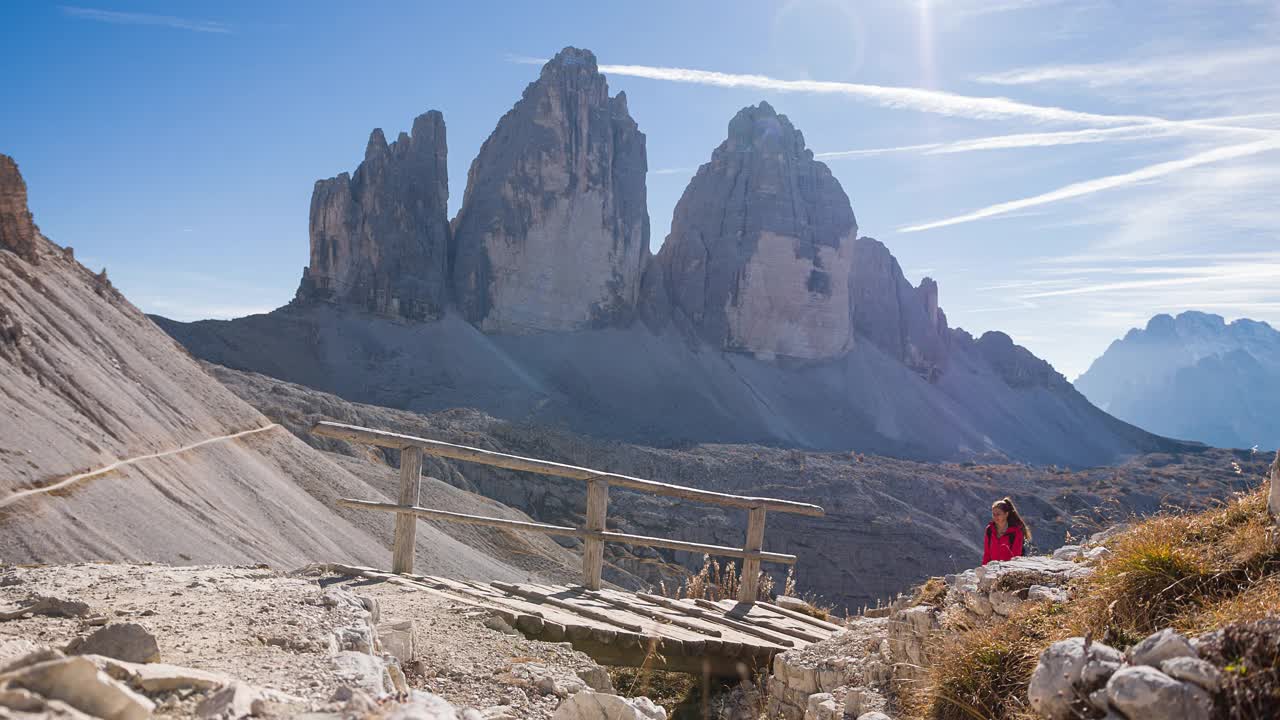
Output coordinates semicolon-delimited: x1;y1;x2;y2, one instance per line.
3;1;1279;379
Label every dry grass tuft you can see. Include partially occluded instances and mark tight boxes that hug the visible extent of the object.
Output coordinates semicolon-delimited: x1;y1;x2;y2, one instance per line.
910;577;950;608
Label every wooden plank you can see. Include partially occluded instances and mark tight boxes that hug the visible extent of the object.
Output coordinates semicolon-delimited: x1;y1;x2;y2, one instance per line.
754;600;846;633
582;479;608;590
635;593;795;648
314;421;824;517
491;582;644;633
392;447;423;574
693;599;825;643
738;507;766;603
336;498;797;564
588;589;723;637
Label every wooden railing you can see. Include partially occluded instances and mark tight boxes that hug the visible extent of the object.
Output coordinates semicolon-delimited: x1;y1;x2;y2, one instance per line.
313;421;824;603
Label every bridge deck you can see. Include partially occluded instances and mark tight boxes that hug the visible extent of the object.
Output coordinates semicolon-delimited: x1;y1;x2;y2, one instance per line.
325;564;843;676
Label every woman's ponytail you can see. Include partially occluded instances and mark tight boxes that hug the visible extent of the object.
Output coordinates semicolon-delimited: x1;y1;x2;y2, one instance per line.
993;496;1033;543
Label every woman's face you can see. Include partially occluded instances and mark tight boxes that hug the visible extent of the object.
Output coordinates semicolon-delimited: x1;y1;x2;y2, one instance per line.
992;506;1008;525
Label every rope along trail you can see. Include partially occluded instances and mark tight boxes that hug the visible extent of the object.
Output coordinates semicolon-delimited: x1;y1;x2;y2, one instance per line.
0;424;281;509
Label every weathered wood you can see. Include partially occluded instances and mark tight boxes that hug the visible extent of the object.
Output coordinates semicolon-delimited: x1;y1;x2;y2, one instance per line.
491;582;645;633
582;479;608;590
587;589;723;637
335;498;797;564
392;447;423;574
738;507;767;603
635;593;795;648
314;421;824;517
693;599;826;643
755;600;846;632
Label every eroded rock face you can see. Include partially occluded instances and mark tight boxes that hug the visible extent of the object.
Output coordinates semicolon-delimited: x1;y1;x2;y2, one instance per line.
851;237;950;377
0;155;40;263
657;102;857;360
297;111;450;320
452;47;649;333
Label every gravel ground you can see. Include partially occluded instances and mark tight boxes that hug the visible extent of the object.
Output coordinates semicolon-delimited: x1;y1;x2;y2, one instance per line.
0;563;619;719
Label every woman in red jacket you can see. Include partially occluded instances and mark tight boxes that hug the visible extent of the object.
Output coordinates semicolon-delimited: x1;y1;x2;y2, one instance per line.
982;496;1032;564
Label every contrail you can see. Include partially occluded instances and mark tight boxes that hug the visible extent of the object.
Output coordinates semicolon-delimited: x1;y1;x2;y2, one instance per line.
595;62;1160;127
898;137;1280;233
818;113;1280;159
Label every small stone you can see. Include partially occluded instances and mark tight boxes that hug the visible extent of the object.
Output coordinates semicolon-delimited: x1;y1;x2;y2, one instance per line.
856;713;893;720
1159;656;1222;692
197;682;264;719
775;596;814;613
552;690;667;719
0;595;91;620
4;655;154;720
1106;666;1211;720
1128;629;1197;667
66;623;160;664
1084;546;1113;561
576;666;613;692
1027;585;1069;603
483;615;518;635
1052;545;1084;561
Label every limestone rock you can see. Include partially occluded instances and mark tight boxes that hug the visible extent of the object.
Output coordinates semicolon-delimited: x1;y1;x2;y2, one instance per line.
856;713;893;720
551;690;667;720
297;111;450;321
378;619;416;664
803;692;838;720
1127;629;1196;667
851;237;950;377
1027;637;1123;720
0;155;40;263
1158;656;1222;692
65;623;160;664
2;655;155;720
657;102;857;360
386;692;461;720
1052;545;1083;561
197;681;265;719
453;47;648;333
1105;666;1211;720
0;595;91;620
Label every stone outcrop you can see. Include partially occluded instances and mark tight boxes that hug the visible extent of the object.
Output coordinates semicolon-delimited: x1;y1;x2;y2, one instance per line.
851;237;950;377
657;102;857;360
1028;630;1216;720
452;47;649;333
0;155;40;263
296;111;451;320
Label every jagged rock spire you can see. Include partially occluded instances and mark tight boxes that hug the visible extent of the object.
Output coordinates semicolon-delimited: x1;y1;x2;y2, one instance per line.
451;47;649;333
656;102;858;359
297;111;450;320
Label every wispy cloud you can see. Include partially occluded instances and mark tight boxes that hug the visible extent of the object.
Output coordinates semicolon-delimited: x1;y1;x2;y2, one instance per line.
595;62;1162;126
144;298;272;321
817;113;1280;160
649;166;698;175
60;6;231;34
975;46;1280;88
898;137;1280;233
508;55;1161;126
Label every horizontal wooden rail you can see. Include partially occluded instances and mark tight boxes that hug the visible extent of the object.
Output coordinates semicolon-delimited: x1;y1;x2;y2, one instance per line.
336;498;798;564
314;421;823;517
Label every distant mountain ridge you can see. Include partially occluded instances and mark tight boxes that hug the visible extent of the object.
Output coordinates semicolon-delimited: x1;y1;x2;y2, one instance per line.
1076;311;1280;450
157;47;1189;466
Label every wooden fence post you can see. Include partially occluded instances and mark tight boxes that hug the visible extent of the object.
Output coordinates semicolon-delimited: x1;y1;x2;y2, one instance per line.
738;507;766;603
392;446;423;574
582;478;609;590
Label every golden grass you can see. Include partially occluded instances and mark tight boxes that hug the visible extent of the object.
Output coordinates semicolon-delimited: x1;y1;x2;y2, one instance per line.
902;483;1280;720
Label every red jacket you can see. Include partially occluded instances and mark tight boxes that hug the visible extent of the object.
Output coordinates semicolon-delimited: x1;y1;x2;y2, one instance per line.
982;522;1024;564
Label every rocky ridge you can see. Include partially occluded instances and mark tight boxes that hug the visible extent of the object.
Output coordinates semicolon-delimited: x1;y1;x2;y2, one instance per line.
0;156;39;264
1076;311;1280;449
297;111;451;321
450;47;649;333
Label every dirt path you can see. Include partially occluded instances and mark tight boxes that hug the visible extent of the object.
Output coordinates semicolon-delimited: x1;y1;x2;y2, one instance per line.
0;424;280;509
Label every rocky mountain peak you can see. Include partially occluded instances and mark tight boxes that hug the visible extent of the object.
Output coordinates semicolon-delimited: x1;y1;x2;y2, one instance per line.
451;47;649;333
656;102;858;359
296;110;450;321
0;154;40;264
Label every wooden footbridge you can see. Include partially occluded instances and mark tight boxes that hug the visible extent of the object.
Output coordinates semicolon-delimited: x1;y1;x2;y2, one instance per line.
313;422;838;676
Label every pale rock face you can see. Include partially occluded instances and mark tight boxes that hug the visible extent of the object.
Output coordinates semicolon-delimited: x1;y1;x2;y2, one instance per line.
657;102;857;360
0;154;40;263
297;112;450;320
452;47;649;333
